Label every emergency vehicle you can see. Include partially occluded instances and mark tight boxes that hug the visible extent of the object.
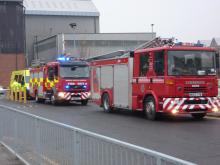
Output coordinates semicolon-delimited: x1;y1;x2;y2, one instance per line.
90;38;220;120
9;69;31;98
30;57;91;105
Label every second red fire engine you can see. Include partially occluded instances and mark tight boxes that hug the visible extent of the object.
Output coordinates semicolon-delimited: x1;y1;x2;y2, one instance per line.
30;57;91;105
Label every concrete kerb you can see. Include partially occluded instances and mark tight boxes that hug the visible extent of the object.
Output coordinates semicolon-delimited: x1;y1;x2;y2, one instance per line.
207;112;220;118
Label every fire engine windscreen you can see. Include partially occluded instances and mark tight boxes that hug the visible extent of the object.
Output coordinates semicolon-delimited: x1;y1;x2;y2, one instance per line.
60;65;89;79
168;51;216;76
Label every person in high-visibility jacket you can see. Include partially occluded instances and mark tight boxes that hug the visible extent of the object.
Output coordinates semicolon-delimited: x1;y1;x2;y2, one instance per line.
11;80;21;92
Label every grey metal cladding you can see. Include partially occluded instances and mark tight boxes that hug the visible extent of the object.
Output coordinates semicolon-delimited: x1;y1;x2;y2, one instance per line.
24;0;100;16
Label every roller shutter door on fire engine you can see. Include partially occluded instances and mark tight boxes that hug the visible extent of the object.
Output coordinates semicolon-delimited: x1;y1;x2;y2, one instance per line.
113;64;129;107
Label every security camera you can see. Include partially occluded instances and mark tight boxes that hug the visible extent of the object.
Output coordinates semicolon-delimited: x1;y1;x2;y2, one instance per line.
69;23;77;29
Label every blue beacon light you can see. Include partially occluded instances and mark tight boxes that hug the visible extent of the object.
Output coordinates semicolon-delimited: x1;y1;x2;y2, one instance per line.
65;85;70;89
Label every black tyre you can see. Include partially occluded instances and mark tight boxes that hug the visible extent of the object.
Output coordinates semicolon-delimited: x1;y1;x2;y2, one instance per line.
35;92;44;103
102;93;112;113
35;92;40;103
191;113;206;120
81;99;88;106
144;96;158;120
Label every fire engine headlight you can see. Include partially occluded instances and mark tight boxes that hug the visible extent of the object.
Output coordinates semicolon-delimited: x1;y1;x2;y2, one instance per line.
58;92;65;98
88;92;91;98
171;109;178;115
212;107;218;112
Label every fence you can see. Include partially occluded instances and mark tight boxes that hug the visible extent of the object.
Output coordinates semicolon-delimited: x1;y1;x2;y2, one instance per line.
0;104;196;165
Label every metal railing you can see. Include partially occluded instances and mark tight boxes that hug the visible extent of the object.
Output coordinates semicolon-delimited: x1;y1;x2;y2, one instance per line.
0;104;196;165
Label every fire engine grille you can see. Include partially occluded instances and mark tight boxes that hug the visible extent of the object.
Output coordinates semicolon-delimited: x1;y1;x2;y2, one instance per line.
184;87;207;94
184;100;208;105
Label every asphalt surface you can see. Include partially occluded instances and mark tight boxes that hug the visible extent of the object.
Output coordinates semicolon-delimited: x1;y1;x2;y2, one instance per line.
1;98;220;165
0;144;24;165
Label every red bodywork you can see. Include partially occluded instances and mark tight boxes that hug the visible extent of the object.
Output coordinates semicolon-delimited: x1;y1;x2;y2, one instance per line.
30;60;91;104
91;46;220;114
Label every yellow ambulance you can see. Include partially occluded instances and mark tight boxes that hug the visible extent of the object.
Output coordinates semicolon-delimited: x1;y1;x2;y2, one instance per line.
9;69;31;98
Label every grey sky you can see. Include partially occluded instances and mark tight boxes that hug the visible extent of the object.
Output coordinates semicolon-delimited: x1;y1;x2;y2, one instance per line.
92;0;220;42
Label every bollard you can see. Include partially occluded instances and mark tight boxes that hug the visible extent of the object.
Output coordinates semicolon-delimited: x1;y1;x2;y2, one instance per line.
23;88;27;104
14;89;18;102
19;90;22;103
10;90;14;101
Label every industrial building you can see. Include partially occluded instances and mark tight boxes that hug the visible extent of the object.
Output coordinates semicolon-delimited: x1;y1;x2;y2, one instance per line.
0;0;155;86
0;0;25;87
34;33;156;62
24;0;100;65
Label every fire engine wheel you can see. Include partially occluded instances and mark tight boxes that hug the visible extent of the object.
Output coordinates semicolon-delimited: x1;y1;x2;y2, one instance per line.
35;93;44;103
144;96;158;120
102;93;112;113
191;113;206;120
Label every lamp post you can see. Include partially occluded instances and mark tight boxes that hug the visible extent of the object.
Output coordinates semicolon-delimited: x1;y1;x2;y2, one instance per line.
69;23;77;56
151;24;154;38
34;35;39;60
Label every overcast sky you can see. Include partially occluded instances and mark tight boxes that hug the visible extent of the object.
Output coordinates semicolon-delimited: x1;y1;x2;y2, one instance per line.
92;0;220;42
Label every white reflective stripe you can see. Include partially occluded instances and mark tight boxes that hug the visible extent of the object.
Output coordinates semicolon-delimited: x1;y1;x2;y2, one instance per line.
182;105;188;110
215;99;220;107
163;98;171;109
189;105;195;109
208;98;217;108
167;103;175;110
167;100;176;110
199;105;205;109
206;104;211;109
173;99;186;110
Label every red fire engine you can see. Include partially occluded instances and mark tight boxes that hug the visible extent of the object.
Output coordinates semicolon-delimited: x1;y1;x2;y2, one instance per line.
89;38;220;120
30;57;91;105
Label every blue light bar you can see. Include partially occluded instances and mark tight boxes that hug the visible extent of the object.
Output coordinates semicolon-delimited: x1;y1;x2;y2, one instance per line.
57;57;71;62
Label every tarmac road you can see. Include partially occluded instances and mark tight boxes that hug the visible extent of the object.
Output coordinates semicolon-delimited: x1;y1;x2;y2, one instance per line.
1;98;220;165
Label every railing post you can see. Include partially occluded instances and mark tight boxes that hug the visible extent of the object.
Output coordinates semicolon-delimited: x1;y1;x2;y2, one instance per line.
14;89;18;102
35;118;42;164
73;130;80;165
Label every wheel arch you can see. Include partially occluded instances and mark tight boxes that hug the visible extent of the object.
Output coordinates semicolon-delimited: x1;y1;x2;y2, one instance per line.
101;89;113;107
143;91;159;112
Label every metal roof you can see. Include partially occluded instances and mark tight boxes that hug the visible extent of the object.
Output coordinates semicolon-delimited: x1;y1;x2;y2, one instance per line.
24;0;99;17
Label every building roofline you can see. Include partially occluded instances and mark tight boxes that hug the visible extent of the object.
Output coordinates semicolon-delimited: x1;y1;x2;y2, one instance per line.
25;10;99;17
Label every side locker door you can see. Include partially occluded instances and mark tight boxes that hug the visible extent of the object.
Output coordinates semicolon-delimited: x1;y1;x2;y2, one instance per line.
91;66;101;100
114;64;129;108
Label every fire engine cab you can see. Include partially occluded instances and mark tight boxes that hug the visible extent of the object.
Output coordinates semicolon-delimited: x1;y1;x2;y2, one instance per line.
90;38;220;120
30;57;91;105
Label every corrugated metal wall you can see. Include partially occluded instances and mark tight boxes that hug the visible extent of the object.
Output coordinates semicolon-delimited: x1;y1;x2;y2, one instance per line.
0;1;25;53
0;1;25;87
